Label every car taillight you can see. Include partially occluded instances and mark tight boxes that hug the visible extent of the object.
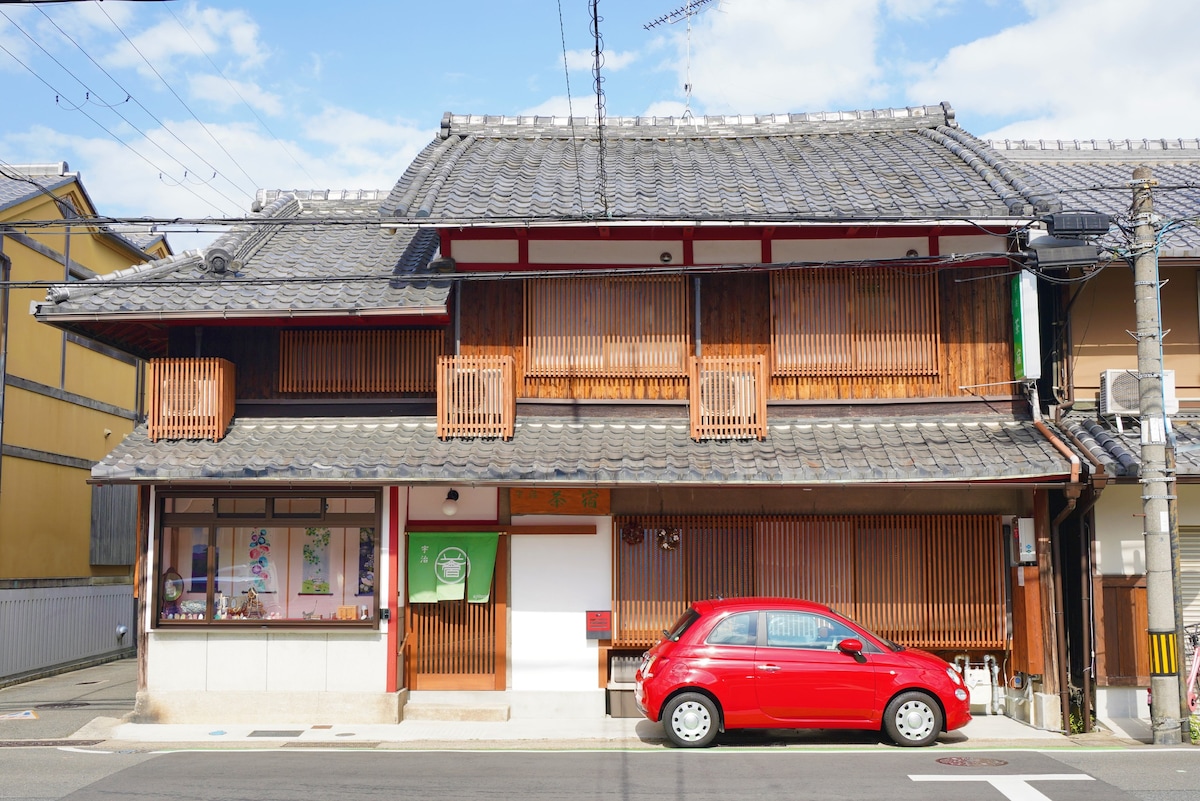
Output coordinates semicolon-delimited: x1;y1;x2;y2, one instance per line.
641;654;658;677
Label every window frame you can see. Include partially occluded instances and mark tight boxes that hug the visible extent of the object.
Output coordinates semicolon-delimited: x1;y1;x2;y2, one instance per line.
155;489;381;629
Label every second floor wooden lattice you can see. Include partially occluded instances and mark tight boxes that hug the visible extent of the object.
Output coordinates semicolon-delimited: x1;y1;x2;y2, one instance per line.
279;329;443;394
524;275;690;377
771;267;940;377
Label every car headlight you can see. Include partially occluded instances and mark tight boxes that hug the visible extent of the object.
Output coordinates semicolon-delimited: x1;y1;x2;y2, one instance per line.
955;688;968;701
946;667;963;686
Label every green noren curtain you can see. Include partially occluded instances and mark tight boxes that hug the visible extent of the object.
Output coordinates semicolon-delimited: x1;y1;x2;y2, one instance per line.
407;532;499;603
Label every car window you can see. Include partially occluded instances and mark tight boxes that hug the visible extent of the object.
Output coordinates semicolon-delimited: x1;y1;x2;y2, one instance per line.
664;608;701;641
764;611;857;650
705;612;757;646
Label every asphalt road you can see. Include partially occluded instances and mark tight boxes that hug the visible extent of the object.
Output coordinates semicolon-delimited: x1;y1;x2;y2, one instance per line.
3;748;1198;801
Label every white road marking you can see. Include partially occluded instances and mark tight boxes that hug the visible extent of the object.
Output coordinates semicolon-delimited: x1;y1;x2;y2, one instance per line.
910;773;1094;801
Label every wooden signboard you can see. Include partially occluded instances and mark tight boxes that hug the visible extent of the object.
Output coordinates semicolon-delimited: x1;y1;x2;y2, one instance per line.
510;488;610;515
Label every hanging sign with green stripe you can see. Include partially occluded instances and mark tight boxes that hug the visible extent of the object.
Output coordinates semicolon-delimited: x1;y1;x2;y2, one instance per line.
408;532;499;603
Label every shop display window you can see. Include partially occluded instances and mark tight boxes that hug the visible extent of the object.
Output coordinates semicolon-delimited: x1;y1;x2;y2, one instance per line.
157;492;378;626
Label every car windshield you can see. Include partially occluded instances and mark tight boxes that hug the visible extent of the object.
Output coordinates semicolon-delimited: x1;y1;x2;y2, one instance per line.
851;619;904;652
664;608;701;641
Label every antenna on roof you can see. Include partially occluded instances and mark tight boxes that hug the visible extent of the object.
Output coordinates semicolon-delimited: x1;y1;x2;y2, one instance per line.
644;0;721;120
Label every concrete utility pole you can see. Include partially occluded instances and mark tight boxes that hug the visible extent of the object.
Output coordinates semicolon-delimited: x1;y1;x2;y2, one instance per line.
1131;166;1185;745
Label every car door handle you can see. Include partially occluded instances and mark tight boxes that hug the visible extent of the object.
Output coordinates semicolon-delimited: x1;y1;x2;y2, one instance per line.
757;664;781;672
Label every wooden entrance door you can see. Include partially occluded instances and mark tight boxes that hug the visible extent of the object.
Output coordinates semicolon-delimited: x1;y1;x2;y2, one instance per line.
405;534;507;690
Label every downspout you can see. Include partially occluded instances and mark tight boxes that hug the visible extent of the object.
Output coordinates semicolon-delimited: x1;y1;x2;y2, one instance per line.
0;240;9;500
1029;383;1081;732
1061;419;1111;734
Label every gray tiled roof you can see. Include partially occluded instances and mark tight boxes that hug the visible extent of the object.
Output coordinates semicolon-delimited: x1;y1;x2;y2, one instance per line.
92;414;1080;485
990;140;1200;256
35;192;449;323
1063;413;1200;477
0;163;75;214
380;105;1061;223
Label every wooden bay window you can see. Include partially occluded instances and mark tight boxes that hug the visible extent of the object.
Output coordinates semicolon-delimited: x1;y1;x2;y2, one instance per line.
771;268;940;377
524;276;690;377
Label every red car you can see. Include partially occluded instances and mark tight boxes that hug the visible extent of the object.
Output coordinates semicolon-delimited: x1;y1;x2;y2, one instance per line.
634;597;971;747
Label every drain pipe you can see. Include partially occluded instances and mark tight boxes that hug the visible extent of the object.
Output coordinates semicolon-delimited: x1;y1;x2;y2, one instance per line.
0;243;9;501
1029;383;1081;732
1060;418;1111;734
985;654;1003;714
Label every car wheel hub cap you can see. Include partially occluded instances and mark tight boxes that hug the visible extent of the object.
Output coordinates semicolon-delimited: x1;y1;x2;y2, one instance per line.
672;702;710;740
897;702;933;739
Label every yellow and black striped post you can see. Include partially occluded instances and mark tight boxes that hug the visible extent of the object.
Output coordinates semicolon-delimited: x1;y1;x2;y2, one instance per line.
1149;630;1178;676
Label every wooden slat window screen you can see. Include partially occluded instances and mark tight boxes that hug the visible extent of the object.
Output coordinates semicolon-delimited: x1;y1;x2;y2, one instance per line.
771;268;940;377
689;356;768;440
279;330;442;393
408;599;498;679
437;355;516;440
613;514;1004;650
524;276;689;377
146;357;235;442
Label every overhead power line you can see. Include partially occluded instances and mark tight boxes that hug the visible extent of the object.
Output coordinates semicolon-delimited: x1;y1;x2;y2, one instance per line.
0;37;228;215
93;1;261;199
162;3;318;188
29;4;252;210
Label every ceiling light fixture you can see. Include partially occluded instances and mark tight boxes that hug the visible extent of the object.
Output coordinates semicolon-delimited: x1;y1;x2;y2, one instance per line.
442;489;460;516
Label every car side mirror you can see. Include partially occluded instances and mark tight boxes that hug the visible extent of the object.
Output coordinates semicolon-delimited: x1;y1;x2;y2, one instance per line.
838;637;867;663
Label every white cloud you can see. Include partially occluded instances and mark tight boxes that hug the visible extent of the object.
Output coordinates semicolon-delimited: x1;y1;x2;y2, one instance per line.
564;48;639;72
882;0;961;20
303;107;434;188
908;0;1200;139
189;74;283;116
681;0;888;115
103;3;269;77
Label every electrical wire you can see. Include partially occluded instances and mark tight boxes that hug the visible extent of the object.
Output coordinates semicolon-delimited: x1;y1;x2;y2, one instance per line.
0;38;228;216
556;0;586;218
162;2;318;189
92;0;261;198
30;3;253;210
2;252;1021;291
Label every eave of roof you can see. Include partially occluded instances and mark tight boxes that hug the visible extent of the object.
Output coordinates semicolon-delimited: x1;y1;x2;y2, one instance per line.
91;414;1082;486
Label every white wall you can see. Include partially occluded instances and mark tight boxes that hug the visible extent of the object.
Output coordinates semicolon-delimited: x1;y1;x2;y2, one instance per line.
509;515;612;693
1094;484;1200;575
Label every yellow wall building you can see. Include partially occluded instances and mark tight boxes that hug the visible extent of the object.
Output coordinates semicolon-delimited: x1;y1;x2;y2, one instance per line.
0;163;168;682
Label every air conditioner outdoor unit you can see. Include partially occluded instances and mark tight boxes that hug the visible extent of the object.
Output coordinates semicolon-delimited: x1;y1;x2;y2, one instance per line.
699;371;756;420
1099;369;1178;417
161;378;217;417
448;368;501;415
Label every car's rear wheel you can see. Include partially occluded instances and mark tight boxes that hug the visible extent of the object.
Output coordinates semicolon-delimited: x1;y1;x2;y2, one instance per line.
883;691;942;747
663;692;719;747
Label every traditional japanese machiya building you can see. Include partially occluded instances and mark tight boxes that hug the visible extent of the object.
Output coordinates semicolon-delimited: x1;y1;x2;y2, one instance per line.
33;104;1086;728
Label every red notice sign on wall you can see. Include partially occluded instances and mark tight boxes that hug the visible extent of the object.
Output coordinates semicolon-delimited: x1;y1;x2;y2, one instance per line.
586;610;612;640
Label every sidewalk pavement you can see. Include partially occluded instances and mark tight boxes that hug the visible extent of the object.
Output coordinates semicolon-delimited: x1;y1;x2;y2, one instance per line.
0;657;1150;751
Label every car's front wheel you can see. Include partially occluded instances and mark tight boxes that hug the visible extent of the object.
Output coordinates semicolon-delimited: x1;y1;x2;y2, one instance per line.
883;691;942;747
663;692;719;747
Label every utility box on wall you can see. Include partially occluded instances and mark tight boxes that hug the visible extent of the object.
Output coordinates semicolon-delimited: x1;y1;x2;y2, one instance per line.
1012;520;1041;563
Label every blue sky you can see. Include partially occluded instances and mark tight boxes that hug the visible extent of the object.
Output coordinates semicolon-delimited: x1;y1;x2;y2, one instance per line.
1;0;1198;248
